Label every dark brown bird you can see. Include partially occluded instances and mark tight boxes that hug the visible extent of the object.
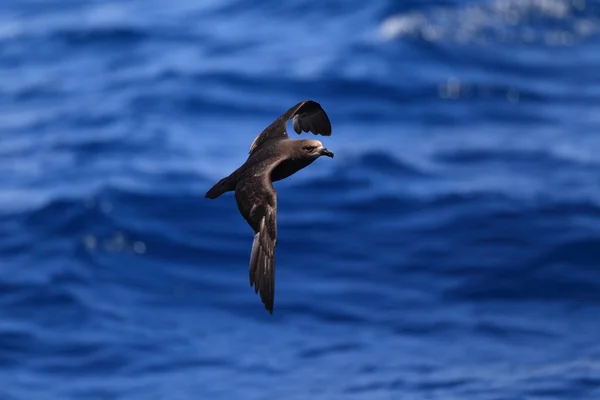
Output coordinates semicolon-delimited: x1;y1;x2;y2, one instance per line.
205;100;334;314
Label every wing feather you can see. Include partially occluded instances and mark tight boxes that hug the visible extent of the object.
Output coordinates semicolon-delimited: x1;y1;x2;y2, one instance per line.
249;100;331;154
235;172;278;314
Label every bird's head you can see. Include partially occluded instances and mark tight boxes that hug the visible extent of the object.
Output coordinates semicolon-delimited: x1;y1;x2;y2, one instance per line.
299;139;334;159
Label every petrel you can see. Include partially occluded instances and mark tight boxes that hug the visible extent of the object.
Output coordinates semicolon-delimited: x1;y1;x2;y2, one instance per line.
205;100;333;314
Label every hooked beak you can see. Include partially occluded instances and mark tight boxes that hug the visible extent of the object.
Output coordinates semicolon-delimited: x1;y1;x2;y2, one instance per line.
320;148;334;158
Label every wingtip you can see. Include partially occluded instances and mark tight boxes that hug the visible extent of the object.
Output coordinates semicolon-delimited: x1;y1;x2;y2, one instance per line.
301;99;319;106
265;303;273;314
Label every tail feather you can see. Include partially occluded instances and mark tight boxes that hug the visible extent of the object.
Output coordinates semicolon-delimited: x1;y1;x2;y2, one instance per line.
205;175;237;199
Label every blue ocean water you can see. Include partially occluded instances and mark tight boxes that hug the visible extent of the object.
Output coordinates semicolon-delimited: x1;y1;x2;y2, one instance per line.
2;0;600;398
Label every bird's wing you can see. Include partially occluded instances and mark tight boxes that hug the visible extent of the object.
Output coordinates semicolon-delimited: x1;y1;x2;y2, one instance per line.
248;100;332;155
234;168;279;313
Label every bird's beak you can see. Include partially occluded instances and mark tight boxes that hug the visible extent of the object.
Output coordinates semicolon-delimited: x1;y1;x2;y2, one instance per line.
320;148;334;158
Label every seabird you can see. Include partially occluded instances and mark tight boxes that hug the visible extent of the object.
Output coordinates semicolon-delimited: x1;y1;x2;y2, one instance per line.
205;100;334;314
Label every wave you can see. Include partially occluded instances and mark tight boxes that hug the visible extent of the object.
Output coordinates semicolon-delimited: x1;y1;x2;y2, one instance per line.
380;0;600;45
2;157;598;314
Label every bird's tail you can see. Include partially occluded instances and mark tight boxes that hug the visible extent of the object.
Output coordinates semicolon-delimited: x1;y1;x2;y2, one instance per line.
205;174;237;199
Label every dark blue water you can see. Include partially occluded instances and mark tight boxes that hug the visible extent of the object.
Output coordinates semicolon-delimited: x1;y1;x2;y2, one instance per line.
2;0;600;398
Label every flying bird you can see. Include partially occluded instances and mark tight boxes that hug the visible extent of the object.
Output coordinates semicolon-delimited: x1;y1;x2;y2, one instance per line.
205;100;334;314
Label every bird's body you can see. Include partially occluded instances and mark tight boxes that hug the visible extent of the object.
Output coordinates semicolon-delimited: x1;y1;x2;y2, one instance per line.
205;100;333;314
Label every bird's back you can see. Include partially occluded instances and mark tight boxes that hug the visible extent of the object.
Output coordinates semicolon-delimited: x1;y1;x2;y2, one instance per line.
236;139;285;178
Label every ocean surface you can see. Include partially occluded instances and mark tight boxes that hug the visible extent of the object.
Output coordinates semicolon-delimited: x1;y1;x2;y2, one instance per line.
2;0;600;399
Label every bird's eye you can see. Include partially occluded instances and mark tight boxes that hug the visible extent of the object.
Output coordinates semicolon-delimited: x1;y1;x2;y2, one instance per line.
304;146;316;152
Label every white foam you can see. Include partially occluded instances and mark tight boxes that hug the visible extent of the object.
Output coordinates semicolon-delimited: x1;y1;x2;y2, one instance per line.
380;0;599;45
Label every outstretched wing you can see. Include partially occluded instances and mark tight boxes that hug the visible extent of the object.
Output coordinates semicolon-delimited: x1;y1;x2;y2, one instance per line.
248;100;332;155
234;171;278;313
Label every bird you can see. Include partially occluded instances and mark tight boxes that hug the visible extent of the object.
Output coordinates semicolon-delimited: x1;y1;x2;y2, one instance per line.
204;100;334;314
